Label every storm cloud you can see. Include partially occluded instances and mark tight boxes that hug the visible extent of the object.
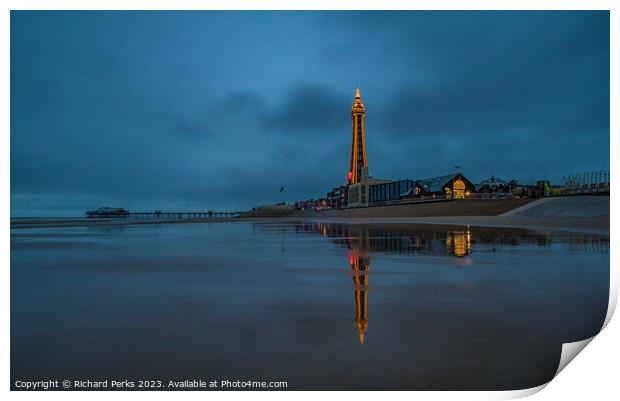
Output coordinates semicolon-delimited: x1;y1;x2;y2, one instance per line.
10;11;609;216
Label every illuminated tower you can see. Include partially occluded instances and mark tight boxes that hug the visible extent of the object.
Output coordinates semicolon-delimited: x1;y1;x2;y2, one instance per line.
348;88;368;184
349;251;370;345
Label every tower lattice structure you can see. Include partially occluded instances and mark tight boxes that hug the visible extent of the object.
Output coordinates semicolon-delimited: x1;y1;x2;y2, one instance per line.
348;88;368;184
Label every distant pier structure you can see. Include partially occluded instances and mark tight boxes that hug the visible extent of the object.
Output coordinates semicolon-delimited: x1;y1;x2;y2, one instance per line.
86;207;243;219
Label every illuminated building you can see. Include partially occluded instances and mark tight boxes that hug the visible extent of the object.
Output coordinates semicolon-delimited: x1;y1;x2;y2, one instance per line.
408;173;474;199
326;185;347;209
368;179;416;203
338;90;478;207
399;173;475;200
367;173;475;204
345;89;391;206
348;88;368;184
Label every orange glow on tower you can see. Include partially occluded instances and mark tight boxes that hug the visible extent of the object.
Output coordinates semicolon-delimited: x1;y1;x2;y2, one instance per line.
348;88;367;184
349;251;370;345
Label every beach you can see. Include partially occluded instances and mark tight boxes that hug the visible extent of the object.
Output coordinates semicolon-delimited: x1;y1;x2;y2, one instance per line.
11;196;610;235
10;214;609;390
11;195;610;390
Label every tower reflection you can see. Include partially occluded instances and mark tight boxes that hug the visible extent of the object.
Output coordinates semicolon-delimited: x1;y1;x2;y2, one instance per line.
339;226;471;345
349;251;370;345
256;222;608;346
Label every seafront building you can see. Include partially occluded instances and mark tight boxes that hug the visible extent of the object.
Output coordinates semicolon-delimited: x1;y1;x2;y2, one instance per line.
294;89;478;210
347;167;391;207
293;88;608;211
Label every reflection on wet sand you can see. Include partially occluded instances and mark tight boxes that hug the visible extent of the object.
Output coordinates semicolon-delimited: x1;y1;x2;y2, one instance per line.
349;251;369;345
446;230;471;257
286;222;608;256
11;221;610;390
276;222;608;345
344;227;471;344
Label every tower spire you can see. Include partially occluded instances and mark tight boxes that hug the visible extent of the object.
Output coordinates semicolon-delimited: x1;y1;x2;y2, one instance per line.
348;88;367;184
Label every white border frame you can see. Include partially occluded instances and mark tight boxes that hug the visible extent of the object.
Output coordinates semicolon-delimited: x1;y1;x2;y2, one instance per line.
2;1;617;400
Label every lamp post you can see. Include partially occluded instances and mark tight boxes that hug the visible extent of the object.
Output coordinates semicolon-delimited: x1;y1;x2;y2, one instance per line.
276;186;285;205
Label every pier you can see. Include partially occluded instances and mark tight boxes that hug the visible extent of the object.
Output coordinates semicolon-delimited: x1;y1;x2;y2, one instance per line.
127;211;243;219
86;209;244;219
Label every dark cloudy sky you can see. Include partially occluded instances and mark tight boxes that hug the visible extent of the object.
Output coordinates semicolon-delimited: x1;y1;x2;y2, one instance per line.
11;11;609;216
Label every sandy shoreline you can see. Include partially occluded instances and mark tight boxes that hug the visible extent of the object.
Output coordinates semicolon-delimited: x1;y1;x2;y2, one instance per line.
10;214;609;235
11;197;609;235
294;215;609;235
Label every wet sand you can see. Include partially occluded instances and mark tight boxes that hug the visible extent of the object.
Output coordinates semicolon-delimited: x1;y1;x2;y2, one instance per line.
10;215;609;236
295;197;537;217
10;221;609;390
10;196;610;390
298;215;609;235
291;196;609;235
10;217;240;229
